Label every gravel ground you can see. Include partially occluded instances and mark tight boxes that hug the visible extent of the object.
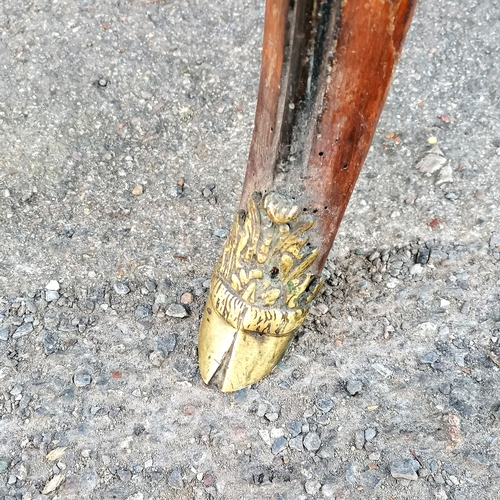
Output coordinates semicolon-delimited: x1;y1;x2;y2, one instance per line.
1;1;499;499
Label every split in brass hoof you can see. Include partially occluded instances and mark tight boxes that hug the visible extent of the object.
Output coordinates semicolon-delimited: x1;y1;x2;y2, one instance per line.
198;191;322;392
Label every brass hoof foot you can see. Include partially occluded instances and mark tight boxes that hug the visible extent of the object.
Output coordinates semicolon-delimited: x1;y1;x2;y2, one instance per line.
198;191;322;392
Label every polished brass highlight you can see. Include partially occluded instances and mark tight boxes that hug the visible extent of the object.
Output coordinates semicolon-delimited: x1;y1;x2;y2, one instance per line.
198;191;323;392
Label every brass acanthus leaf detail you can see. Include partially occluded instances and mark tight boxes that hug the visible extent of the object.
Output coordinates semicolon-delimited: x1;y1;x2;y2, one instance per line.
210;191;323;337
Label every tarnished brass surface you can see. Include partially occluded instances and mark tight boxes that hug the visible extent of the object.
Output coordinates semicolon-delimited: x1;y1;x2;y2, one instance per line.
198;191;323;392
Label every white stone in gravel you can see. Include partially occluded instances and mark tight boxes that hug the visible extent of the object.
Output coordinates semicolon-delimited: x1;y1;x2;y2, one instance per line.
305;479;321;495
410;264;423;275
454;351;468;367
149;350;165;367
166;304;188;318
321;482;336;498
154;293;167;304
0;328;8;341
372;362;393;377
113;282;130;295
10;385;22;396
365;428;377;441
270;428;284;439
415;145;447;174
46;290;60;302
346;379;363;396
303;432;321;451
257;402;268;417
310;303;329;316
436;163;453;185
288;435;303;452
259;429;271;446
354;430;365;449
265;411;279;422
13;323;33;339
46;280;60;291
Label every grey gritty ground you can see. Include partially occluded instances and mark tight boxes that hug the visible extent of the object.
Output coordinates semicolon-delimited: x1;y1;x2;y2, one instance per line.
0;0;499;499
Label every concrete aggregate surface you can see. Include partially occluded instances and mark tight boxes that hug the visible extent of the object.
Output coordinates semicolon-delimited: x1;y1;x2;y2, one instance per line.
0;0;499;499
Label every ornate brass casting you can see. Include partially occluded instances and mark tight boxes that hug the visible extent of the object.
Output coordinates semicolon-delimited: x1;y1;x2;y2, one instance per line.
198;191;323;392
197;0;417;391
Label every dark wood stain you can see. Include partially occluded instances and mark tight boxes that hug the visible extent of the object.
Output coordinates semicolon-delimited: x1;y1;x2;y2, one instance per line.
240;0;418;273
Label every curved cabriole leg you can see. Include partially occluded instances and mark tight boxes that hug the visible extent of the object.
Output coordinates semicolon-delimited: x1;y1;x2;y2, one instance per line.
198;0;418;392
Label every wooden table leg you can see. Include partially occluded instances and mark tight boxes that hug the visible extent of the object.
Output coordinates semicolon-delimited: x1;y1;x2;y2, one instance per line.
198;0;418;392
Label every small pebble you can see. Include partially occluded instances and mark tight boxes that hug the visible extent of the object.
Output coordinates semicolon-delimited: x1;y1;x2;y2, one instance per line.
10;385;22;396
73;372;92;387
145;280;156;292
258;429;271;446
346;379;363;396
46;291;60;302
316;394;334;413
354;430;365;450
256;402;268;418
12;323;33;339
421;352;439;364
390;459;419;481
132;185;144;196
113;282;130;295
214;228;229;238
303;432;321;452
287;420;302;437
359;470;382;489
317;441;336;459
365;428;376;441
304;479;321;495
166;304;188;318
135;304;151;320
156;334;177;354
489;234;500;249
270;427;285;439
310;303;329;316
418;468;431;478
271;436;287;455
439;382;451;395
288;435;303;452
117;469;132;482
436;163;453;185
416;247;431;264
168;468;183;490
410;264;423;275
0;328;9;341
46;280;60;291
180;292;193;304
202;473;214;487
265;411;279;422
149;350;165;367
